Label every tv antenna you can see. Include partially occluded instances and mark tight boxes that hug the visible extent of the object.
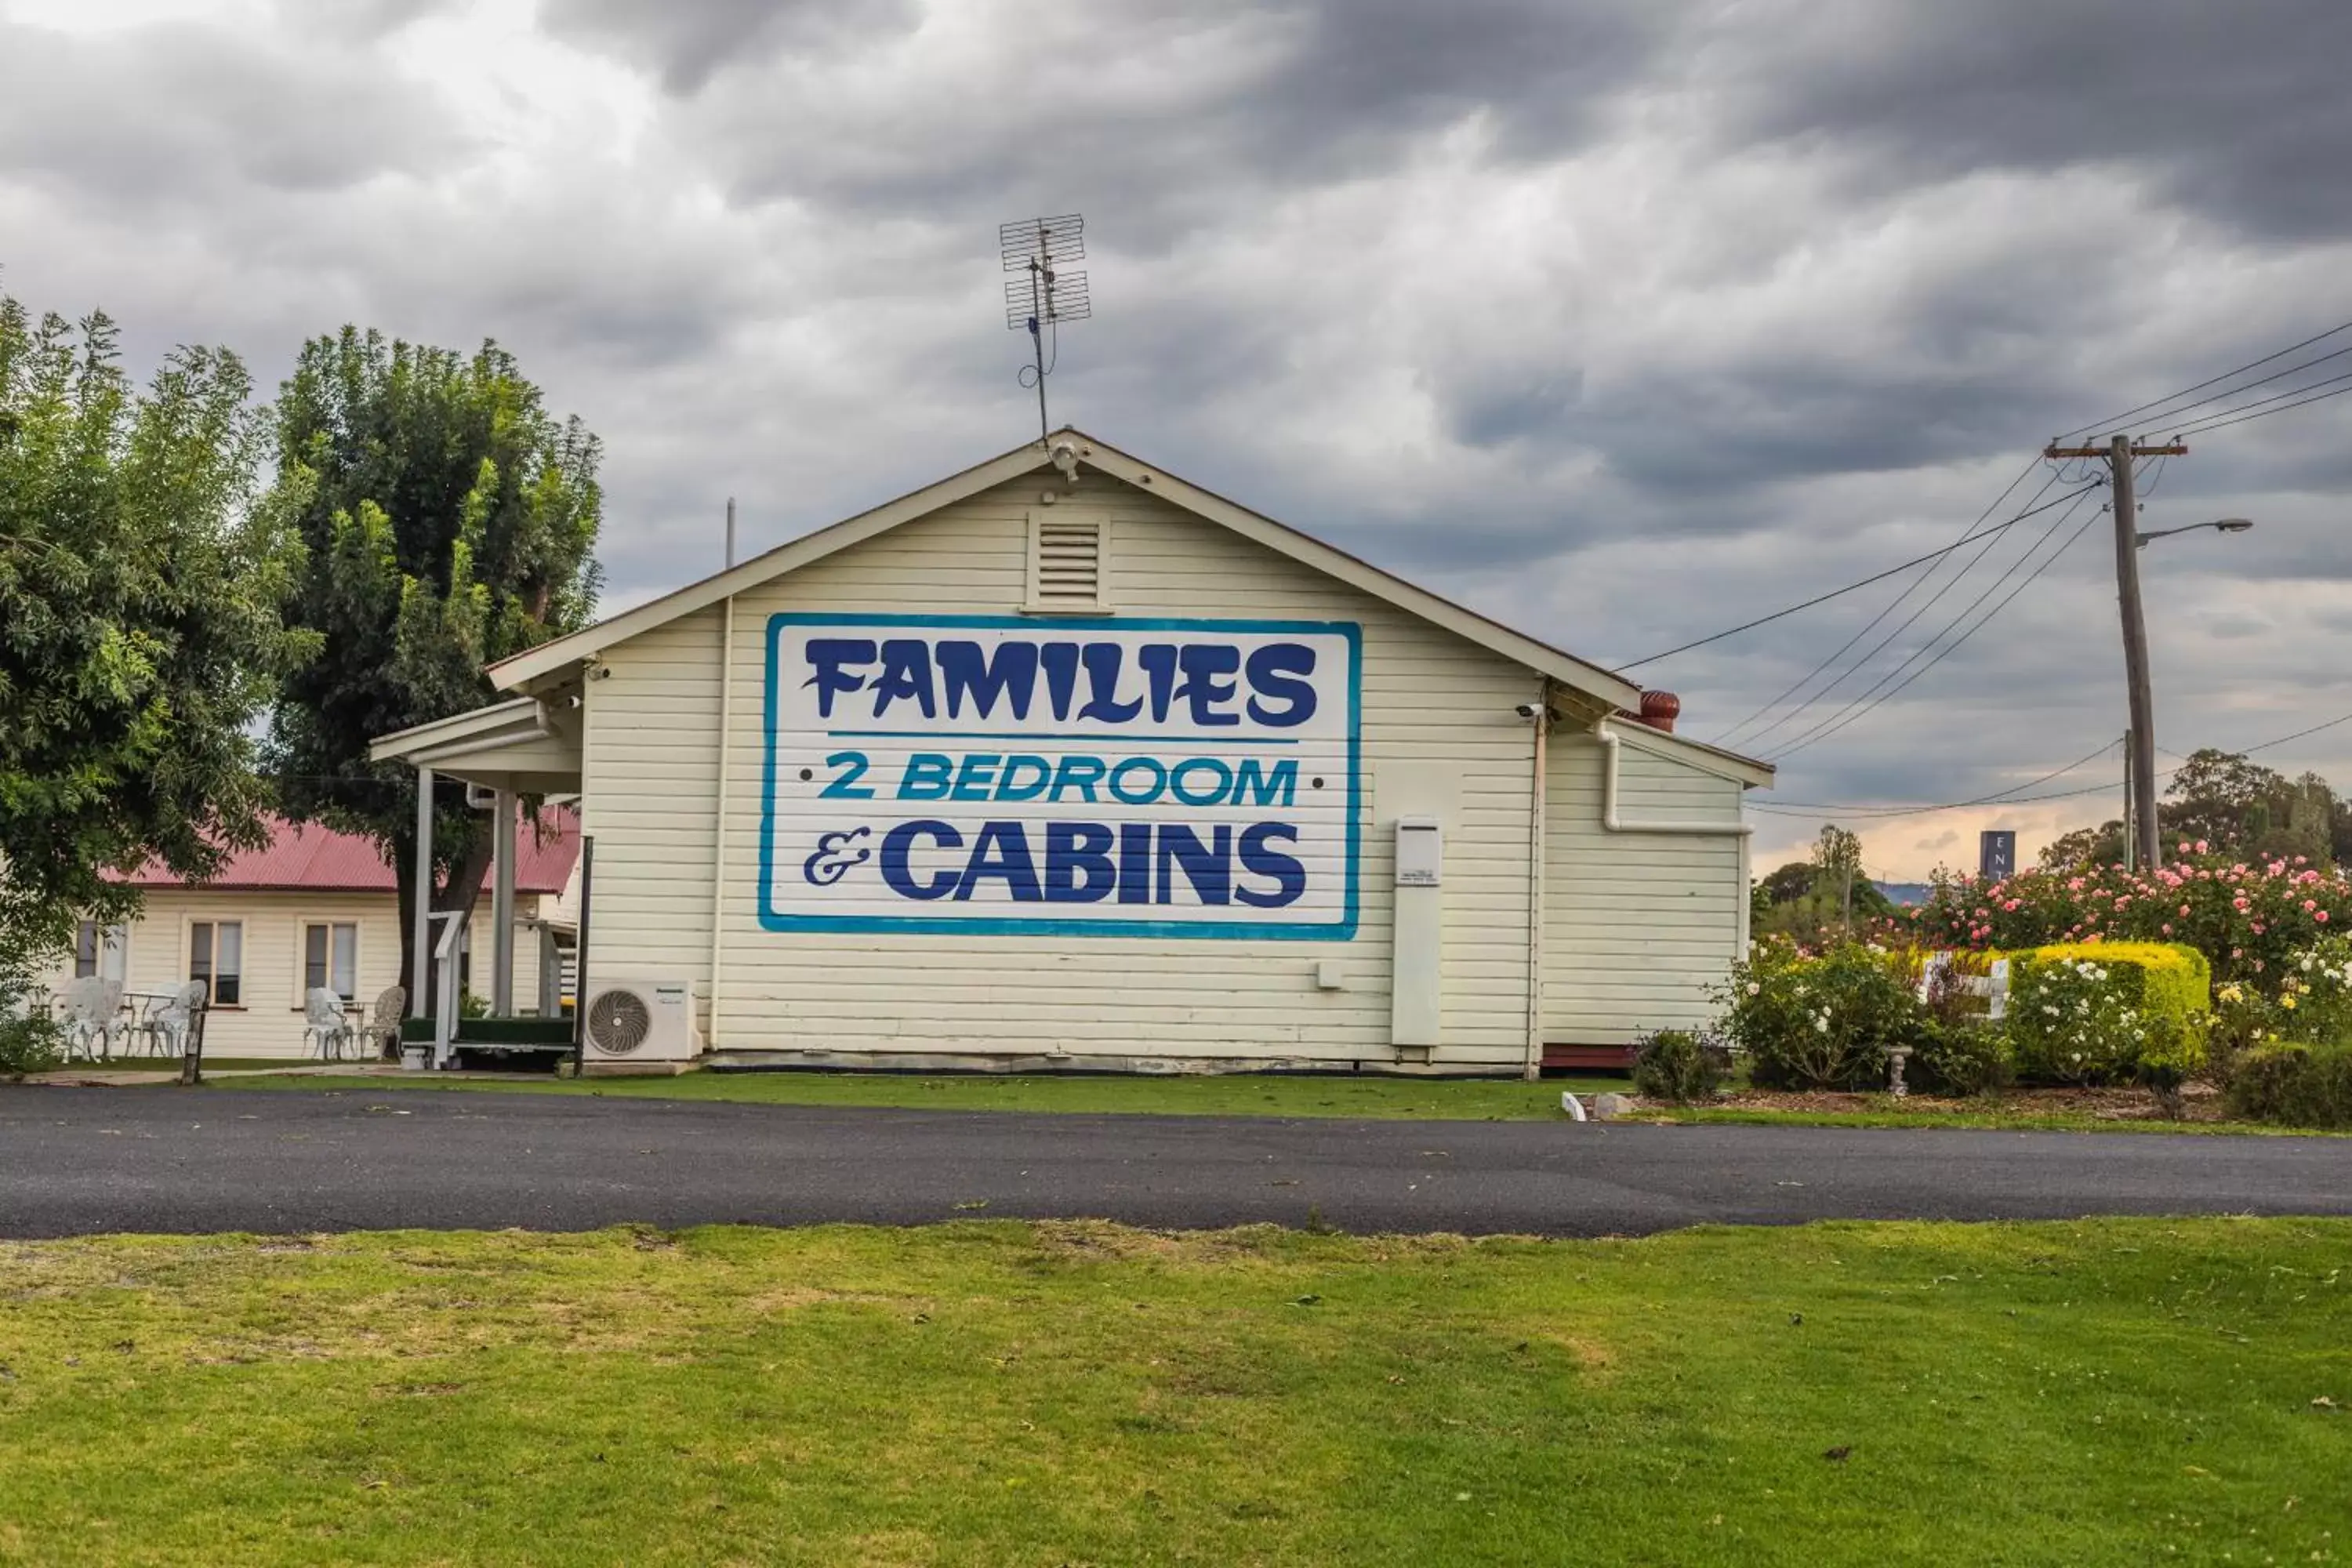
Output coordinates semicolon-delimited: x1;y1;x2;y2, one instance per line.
1000;213;1091;444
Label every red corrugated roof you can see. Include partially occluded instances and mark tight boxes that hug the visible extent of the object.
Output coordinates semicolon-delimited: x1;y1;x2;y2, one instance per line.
114;810;579;895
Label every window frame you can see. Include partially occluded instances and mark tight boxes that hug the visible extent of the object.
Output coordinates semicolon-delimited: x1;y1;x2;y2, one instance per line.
187;916;246;1009
296;918;362;1007
74;920;129;983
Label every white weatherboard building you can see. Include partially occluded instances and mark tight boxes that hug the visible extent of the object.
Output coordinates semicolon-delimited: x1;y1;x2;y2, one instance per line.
372;432;1772;1076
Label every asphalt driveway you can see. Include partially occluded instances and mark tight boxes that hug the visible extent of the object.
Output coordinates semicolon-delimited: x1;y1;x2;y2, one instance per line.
4;1084;2349;1239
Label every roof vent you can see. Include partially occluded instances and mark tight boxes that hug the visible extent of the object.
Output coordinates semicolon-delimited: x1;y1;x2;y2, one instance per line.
1635;690;1680;733
1026;510;1109;613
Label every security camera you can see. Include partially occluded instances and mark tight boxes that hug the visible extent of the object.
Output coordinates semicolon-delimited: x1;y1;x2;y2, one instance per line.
1515;702;1541;720
1047;437;1081;483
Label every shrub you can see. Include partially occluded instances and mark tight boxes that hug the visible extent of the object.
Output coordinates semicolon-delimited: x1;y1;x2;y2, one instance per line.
1911;1017;2013;1098
1632;1028;1730;1104
1904;852;2352;990
1719;942;1918;1090
0;975;64;1076
2223;1042;2352;1128
2006;942;2210;1086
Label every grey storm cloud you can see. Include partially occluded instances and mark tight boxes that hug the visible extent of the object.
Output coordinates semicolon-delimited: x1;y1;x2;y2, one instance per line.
0;16;462;202
550;0;1672;229
3;0;2350;874
1711;0;2352;241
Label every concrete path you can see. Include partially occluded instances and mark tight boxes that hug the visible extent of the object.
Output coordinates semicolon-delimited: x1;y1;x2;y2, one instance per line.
4;1084;2348;1239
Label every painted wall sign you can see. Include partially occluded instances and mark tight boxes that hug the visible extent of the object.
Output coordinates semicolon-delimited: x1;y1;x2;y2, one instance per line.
760;614;1362;938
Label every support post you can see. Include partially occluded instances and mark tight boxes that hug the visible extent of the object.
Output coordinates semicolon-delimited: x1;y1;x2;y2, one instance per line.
571;837;595;1077
2109;434;2160;873
492;790;517;1015
412;767;434;1013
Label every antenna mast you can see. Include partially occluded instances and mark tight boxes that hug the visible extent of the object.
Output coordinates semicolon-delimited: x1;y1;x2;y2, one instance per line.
999;214;1091;444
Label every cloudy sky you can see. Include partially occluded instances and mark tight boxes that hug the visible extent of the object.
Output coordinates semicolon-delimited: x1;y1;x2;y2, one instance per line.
5;0;2349;877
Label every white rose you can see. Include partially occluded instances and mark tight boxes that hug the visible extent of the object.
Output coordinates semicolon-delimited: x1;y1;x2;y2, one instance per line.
1746;982;1761;996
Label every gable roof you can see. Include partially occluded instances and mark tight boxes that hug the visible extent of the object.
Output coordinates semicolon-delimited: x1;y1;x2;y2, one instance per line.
488;430;1646;712
113;811;579;895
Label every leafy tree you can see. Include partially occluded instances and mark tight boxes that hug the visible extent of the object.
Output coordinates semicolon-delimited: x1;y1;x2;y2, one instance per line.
264;329;601;1010
1759;861;1818;906
0;293;313;989
1753;833;1891;940
2164;749;2290;854
2041;820;2125;873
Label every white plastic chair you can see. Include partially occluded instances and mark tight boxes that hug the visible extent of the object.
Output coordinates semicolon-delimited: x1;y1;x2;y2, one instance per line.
60;977;125;1062
140;981;210;1059
302;988;354;1062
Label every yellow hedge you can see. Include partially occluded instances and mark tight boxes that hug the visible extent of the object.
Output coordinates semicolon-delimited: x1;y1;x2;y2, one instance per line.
2008;941;2211;1083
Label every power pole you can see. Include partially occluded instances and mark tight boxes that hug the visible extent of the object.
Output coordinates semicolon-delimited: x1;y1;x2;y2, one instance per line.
2121;728;2135;873
2044;434;2187;872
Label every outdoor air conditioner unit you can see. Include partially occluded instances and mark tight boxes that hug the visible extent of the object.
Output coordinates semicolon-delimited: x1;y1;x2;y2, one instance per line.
581;978;702;1071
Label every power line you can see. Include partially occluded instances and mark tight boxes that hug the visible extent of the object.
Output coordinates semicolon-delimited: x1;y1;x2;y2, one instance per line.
1715;463;2056;748
1726;474;2063;753
1754;736;2121;818
1749;709;2352;821
1730;514;2017;753
2102;341;2352;436
1770;488;2105;758
1617;481;2101;671
2055;317;2352;439
2164;376;2352;438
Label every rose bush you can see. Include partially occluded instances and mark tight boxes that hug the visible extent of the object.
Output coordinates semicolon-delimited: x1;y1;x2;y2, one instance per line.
1904;847;2352;993
1717;940;1918;1090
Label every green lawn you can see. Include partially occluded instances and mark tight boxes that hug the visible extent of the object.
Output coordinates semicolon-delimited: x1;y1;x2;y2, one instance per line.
214;1067;1622;1120
2;1219;2345;1565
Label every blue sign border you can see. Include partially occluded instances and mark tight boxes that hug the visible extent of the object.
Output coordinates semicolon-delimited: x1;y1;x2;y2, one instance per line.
759;612;1363;940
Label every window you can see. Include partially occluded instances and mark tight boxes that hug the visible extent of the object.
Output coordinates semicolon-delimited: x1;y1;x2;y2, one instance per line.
303;922;359;1004
190;920;244;1007
1025;510;1109;613
74;921;127;982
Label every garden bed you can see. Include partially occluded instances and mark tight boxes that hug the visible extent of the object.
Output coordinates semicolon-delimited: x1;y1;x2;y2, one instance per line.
1707;1081;2227;1123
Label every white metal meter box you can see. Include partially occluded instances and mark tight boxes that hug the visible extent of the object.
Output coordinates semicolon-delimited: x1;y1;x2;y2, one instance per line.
1395;816;1443;887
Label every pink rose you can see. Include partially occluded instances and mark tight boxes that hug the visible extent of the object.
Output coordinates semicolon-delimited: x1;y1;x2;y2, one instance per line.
2305;900;2318;913
2180;904;2191;916
2234;898;2249;911
2179;841;2192;855
2196;840;2209;854
2252;923;2265;935
2321;911;2332;924
2161;923;2173;935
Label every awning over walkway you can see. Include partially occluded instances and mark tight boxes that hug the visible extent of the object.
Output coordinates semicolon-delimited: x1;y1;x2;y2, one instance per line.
368;695;585;1043
368;696;582;797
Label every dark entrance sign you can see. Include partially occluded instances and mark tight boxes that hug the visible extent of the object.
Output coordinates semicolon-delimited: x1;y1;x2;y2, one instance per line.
1980;829;2016;881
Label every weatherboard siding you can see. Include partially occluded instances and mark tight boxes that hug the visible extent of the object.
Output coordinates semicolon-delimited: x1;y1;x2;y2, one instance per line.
581;473;1548;1069
40;889;550;1060
1541;729;1747;1043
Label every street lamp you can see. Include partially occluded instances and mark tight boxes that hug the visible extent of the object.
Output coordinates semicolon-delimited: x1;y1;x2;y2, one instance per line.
2136;517;2254;548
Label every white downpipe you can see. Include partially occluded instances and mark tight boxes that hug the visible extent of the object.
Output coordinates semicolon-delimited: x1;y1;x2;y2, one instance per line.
706;593;738;1051
1594;720;1756;838
1523;684;1548;1082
